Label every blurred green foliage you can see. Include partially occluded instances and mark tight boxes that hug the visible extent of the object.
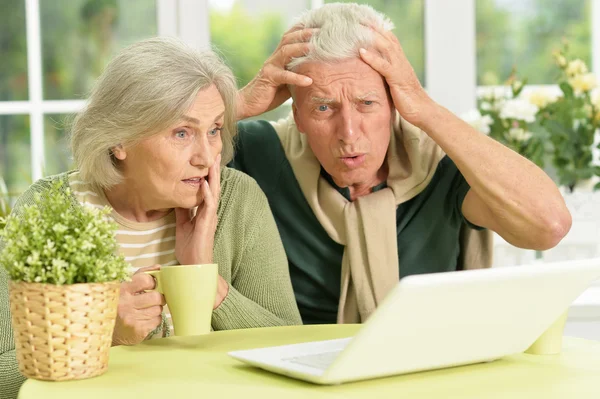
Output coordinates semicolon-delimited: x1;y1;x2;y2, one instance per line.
477;0;591;85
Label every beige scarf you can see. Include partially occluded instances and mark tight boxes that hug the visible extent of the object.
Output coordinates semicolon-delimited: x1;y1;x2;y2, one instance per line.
271;114;492;323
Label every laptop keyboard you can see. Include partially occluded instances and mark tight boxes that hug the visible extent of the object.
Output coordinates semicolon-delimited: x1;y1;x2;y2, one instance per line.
282;350;342;370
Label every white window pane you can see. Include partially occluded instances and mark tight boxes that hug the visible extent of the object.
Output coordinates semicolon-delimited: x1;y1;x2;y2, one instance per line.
325;0;425;84
476;0;591;85
0;0;28;101
0;115;31;201
41;0;158;100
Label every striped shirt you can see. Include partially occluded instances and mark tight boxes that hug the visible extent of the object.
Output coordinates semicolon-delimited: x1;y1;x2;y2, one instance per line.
69;172;179;272
69;172;178;335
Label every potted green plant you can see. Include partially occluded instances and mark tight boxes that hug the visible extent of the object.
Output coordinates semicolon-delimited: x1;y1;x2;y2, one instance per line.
0;180;128;381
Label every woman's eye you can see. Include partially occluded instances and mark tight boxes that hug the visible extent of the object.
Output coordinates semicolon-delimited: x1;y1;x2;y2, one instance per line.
208;127;222;136
318;104;329;112
175;130;187;139
363;100;373;106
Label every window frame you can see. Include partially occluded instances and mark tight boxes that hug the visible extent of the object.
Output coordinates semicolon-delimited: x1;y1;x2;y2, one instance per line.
2;1;599;180
1;1;600;302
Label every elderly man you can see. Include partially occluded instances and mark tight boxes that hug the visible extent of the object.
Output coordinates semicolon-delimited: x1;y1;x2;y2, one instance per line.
231;3;571;325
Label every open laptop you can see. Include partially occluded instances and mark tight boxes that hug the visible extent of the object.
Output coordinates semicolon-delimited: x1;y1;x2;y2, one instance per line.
229;258;600;385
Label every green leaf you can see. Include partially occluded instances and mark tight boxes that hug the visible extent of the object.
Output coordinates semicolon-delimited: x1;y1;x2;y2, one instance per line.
559;82;574;99
595;182;600;191
577;169;594;180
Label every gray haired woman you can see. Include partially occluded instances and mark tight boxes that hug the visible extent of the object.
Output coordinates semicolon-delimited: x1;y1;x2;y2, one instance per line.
0;37;301;398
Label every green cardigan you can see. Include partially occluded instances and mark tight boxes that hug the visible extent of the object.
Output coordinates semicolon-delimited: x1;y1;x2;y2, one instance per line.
0;167;302;398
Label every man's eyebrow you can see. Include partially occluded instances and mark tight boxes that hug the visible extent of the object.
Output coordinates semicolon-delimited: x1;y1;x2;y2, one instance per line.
310;96;336;104
356;91;380;101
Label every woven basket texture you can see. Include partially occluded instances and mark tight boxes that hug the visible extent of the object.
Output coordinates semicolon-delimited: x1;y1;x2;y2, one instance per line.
9;280;120;381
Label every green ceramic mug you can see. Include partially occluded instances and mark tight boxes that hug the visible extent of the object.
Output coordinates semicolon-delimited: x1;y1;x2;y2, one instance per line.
146;264;218;336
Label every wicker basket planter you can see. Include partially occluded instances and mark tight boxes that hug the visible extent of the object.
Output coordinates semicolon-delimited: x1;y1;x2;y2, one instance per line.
8;280;120;381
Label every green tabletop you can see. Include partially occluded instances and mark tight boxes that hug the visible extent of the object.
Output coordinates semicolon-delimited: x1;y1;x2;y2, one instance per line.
18;325;600;398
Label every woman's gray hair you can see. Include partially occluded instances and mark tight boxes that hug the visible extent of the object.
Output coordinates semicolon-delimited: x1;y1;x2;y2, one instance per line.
287;2;394;72
70;37;237;189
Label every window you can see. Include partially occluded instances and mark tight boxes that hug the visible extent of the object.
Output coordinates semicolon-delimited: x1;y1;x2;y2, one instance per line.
476;0;591;85
41;0;158;100
208;0;312;121
0;0;28;200
0;115;30;200
0;0;158;201
0;0;28;102
1;1;598;199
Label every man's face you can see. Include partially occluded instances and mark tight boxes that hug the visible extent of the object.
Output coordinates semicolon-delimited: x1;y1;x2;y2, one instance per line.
292;57;393;189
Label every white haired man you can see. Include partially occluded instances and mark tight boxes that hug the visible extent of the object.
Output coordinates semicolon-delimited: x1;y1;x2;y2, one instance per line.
231;3;571;325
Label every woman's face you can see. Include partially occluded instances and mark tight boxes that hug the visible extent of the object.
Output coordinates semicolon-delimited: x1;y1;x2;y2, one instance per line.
113;85;225;210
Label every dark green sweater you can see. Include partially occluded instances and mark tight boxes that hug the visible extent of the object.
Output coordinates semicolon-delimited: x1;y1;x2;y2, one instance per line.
231;120;476;325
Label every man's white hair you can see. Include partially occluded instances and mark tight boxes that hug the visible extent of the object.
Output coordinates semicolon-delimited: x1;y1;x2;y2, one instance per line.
287;2;394;72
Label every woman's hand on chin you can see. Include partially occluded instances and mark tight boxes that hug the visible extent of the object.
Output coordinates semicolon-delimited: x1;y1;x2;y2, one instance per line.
174;154;221;266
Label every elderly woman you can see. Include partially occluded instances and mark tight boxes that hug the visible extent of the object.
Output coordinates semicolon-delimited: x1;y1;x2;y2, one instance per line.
0;37;301;398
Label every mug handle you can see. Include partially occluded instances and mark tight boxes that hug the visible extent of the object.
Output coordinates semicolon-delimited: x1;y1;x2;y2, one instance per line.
144;270;163;294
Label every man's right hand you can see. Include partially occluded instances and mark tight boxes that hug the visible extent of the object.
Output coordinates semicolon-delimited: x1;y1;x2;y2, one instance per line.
237;26;317;120
112;265;166;346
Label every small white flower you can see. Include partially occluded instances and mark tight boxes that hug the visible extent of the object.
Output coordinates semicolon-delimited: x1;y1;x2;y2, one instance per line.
461;109;494;135
591;89;600;108
52;223;68;234
553;51;567;67
512;80;523;92
480;101;492;111
500;99;539;123
565;59;588;77
525;90;559;109
568;73;597;95
81;240;96;251
480;86;511;102
507;128;533;142
52;258;68;269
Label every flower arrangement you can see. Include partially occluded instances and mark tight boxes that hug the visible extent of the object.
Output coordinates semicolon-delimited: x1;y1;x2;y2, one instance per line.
463;74;548;167
537;45;600;192
464;44;600;192
0;180;128;284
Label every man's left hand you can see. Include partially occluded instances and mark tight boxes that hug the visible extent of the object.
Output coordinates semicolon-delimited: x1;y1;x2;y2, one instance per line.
358;25;434;127
237;26;316;120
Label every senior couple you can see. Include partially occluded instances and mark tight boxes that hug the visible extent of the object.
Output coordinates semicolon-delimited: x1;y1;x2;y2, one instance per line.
0;3;571;397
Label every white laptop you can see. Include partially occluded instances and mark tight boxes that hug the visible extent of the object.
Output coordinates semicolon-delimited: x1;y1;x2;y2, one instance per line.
229;258;600;385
